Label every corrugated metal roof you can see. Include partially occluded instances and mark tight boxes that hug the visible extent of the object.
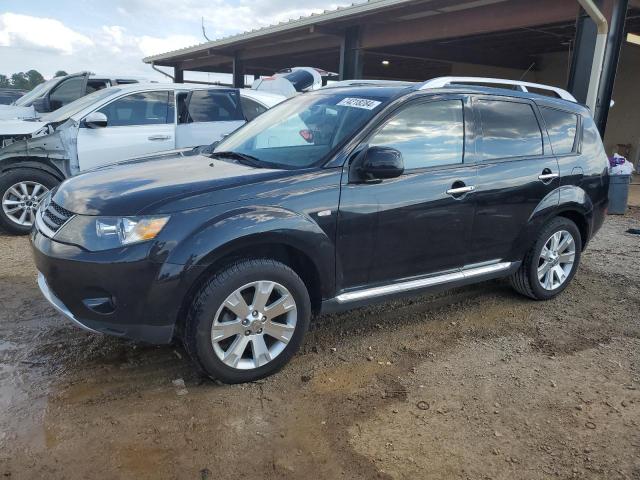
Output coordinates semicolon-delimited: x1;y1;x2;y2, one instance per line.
143;0;417;64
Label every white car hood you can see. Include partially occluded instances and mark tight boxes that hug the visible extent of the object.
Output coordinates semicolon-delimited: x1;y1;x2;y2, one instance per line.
0;119;50;136
0;105;38;121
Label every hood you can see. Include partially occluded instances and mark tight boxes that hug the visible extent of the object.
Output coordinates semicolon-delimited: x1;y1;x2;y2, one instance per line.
53;152;287;216
0;119;50;136
0;105;37;120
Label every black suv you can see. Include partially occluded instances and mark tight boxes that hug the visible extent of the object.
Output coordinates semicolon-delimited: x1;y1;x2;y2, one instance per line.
31;83;609;383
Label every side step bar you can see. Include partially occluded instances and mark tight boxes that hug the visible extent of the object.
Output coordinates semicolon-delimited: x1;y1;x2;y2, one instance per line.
335;262;513;304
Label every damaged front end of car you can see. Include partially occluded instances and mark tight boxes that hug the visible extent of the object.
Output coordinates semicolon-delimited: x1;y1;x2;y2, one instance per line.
0;119;80;178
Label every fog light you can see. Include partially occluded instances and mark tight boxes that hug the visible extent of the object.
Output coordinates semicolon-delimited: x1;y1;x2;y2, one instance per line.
83;297;116;315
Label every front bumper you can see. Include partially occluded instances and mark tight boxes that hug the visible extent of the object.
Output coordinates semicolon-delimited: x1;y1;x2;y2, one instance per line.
31;229;189;344
37;272;102;335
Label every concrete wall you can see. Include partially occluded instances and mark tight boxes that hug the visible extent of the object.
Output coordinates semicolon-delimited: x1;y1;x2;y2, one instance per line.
600;44;640;165
450;44;640;165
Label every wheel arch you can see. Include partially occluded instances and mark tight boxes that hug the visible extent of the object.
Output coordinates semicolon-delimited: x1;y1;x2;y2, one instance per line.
0;156;66;182
168;206;335;338
173;237;325;340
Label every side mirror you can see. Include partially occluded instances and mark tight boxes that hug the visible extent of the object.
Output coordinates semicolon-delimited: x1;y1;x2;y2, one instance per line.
32;97;52;113
359;146;404;180
84;112;108;129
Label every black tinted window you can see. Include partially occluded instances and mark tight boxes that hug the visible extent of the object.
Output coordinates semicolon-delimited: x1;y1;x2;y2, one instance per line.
241;96;267;121
179;90;243;123
49;77;85;109
98;91;174;127
369;100;464;170
86;79;110;93
477;99;543;160
540;107;578;155
526;86;561;98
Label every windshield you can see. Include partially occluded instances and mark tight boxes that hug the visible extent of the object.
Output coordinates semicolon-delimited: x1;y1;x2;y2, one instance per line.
214;92;386;169
13;78;59;106
41;87;120;124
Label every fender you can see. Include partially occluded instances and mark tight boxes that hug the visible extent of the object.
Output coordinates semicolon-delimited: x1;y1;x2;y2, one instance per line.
507;184;593;261
505;187;559;261
0;120;78;178
0;156;66;181
163;205;336;299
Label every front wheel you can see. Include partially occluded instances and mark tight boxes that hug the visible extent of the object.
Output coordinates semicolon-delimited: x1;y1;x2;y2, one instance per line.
510;217;582;300
184;259;311;383
0;168;59;235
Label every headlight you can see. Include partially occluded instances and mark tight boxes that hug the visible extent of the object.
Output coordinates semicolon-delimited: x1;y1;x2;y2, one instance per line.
55;215;170;251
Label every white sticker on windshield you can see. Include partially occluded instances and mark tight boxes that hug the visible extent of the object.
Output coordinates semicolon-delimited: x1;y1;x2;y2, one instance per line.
336;97;382;110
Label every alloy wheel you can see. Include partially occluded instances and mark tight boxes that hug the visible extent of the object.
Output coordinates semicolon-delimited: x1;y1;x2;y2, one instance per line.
211;281;297;370
537;230;576;291
1;181;49;227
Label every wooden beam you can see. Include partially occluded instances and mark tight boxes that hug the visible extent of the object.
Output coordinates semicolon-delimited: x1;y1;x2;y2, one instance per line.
180;54;232;70
239;35;341;61
362;0;580;49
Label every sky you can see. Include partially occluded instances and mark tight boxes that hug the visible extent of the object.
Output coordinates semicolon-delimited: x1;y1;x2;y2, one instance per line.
0;0;357;83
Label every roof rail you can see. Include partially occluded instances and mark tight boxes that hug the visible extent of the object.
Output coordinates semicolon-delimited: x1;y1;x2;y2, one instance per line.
419;77;577;103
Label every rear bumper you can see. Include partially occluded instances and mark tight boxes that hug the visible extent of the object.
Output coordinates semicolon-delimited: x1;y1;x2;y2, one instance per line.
31;229;192;344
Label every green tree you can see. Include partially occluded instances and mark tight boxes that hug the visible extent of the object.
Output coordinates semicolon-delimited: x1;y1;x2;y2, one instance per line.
10;72;29;90
25;69;45;88
6;70;46;90
0;74;10;88
54;70;68;77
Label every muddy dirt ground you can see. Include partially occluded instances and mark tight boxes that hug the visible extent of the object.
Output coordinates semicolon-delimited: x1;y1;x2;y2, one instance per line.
1;210;639;480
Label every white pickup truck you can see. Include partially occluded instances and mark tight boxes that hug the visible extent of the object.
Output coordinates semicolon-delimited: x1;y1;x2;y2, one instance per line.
0;72;145;121
0;83;285;233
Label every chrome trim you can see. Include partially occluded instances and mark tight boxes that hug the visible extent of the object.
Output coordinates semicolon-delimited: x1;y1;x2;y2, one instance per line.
35;207;57;239
335;262;513;303
37;272;102;334
446;185;475;195
538;173;559;180
35;205;75;239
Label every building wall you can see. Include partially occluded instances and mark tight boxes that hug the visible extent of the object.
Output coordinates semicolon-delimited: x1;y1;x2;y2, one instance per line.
450;44;640;165
600;44;640;165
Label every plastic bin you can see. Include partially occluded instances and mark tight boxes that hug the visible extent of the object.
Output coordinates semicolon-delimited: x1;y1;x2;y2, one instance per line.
608;174;631;214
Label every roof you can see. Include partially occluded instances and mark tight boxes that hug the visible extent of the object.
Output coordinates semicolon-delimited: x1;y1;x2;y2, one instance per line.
143;0;413;64
307;83;588;113
100;82;285;103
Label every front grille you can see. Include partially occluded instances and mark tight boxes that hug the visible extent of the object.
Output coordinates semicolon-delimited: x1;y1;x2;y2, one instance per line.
41;201;74;233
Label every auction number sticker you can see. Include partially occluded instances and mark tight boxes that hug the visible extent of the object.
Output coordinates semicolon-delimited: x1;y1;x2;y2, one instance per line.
337;97;382;110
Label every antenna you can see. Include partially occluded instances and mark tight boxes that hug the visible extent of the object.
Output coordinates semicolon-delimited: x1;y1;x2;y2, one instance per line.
519;62;536;81
201;17;211;42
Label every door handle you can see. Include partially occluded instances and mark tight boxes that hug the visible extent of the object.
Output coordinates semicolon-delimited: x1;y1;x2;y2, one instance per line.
538;172;559;181
446;185;475;195
148;135;171;141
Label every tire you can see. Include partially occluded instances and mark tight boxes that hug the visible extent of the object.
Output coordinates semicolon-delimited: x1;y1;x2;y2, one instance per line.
0;168;59;235
184;258;311;383
510;217;582;300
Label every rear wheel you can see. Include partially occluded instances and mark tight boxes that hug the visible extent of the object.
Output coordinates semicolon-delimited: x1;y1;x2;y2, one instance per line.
510;217;582;300
0;168;59;235
184;258;311;383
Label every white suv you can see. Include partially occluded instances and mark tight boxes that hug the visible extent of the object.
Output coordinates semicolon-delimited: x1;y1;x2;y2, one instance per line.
0;83;285;233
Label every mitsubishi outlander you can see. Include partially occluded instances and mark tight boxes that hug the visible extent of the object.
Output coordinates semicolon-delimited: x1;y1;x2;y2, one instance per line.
31;78;609;383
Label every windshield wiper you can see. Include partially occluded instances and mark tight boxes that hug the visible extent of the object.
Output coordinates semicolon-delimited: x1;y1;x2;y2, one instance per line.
212;151;265;168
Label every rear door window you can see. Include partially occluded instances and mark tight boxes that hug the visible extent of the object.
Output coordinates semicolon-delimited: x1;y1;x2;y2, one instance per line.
97;91;174;127
86;79;110;93
476;99;543;160
540;107;578;155
240;96;268;121
178;90;244;123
